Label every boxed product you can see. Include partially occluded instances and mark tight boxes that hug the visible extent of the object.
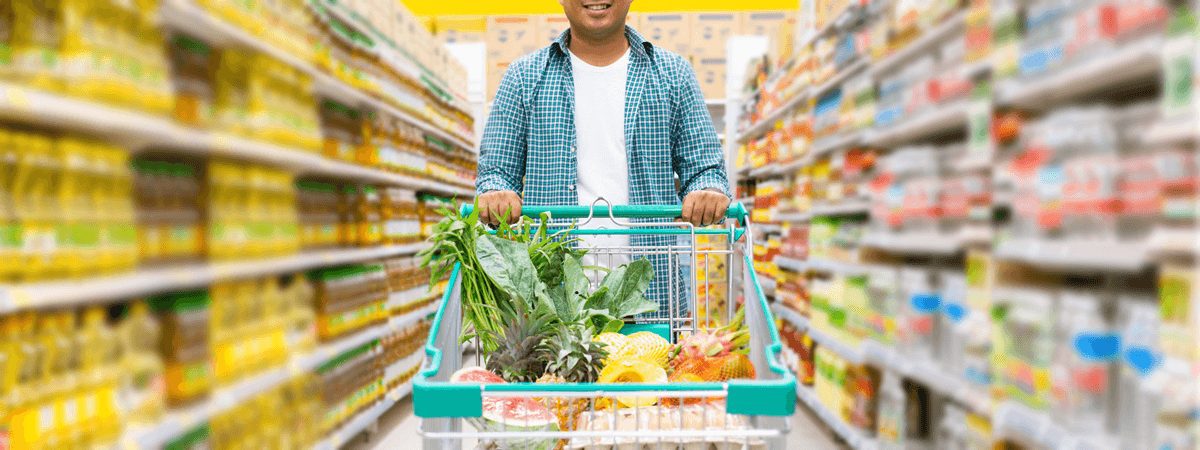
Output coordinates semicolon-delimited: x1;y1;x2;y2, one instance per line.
486;16;541;63
437;15;487;44
641;13;693;56
691;13;739;59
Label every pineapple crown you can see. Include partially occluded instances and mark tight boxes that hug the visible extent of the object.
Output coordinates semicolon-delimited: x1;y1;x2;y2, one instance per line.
539;324;608;383
484;301;555;383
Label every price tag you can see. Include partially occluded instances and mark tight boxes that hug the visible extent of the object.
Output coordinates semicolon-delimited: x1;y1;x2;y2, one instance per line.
4;86;30;110
11;289;31;309
168;268;192;285
212;135;234;156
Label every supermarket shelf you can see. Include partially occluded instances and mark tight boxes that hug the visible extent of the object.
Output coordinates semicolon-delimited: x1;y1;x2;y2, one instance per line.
735;196;754;206
774;304;990;416
0;243;431;313
806;258;869;276
757;223;783;234
798;6;856;49
312;374;418;450
869;11;967;79
810;199;871;217
0;82;473;198
736;88;812;143
796;384;876;450
125;303;435;449
992;401;1118;450
811;58;868;100
1142;115;1200;147
159;0;475;150
860;231;962;256
776;156;811;174
774;256;806;273
811;131;864;159
776;211;811;223
758;276;777;297
993;238;1150;272
862;99;970;148
996;36;1163;110
749;165;778;178
706;98;728;106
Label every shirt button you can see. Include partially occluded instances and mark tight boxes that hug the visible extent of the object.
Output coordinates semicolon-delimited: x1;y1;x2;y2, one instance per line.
568;184;576;191
571;146;576;153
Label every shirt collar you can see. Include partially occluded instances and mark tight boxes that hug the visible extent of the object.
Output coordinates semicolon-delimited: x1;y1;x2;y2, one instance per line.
551;25;653;60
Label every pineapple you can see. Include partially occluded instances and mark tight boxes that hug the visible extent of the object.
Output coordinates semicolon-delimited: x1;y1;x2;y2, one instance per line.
536;325;607;432
609;331;671;368
592;332;627;364
484;302;555;383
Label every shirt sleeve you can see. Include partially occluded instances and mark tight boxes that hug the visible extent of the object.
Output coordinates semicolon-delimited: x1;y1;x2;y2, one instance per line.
670;57;731;200
476;63;528;196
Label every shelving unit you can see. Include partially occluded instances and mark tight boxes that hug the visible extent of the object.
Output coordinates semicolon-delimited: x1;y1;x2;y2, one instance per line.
0;1;474;449
796;384;877;450
159;0;475;151
735;2;1188;448
0;243;432;313
312;351;426;450
122;298;439;448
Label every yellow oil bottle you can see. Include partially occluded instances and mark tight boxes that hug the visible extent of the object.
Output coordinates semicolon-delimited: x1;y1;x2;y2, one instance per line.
119;300;164;425
8;312;43;449
0;129;16;281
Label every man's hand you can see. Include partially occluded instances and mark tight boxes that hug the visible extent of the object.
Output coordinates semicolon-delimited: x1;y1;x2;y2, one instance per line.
478;190;523;226
682;189;730;227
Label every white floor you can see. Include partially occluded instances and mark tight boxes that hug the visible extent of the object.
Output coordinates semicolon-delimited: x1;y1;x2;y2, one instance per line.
343;394;847;450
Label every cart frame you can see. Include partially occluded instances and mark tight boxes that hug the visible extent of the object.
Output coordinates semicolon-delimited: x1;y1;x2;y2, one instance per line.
413;202;795;449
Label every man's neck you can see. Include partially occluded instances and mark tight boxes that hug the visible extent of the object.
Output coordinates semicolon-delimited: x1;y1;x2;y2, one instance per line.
567;27;630;67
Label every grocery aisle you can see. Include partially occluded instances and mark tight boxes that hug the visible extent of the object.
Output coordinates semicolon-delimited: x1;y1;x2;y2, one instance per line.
0;1;473;449
736;0;1200;449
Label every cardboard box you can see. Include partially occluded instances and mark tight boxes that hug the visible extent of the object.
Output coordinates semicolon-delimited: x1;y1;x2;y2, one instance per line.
691;13;739;59
437;16;487;44
740;11;792;37
641;13;693;56
540;15;572;45
694;56;726;99
487;16;541;63
487;61;512;103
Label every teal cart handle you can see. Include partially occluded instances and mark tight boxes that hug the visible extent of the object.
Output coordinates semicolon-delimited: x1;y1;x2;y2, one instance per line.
461;203;750;225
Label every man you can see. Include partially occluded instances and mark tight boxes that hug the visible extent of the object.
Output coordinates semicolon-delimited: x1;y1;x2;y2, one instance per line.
475;0;731;312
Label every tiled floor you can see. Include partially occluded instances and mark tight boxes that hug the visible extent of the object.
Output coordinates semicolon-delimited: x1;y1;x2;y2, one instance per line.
344;395;847;449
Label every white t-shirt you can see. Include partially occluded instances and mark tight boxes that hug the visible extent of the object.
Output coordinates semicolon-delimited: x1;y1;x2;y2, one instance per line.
571;48;632;265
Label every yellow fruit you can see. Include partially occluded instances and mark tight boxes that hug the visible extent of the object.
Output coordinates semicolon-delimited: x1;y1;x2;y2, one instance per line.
598;358;667;407
593;332;627;360
611;331;671;368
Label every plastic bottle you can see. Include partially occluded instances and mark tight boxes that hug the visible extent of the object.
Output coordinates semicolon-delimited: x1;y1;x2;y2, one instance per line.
900;267;939;361
1117;293;1162;448
0;315;14;448
120;300;164;424
936;404;968;450
876;372;906;449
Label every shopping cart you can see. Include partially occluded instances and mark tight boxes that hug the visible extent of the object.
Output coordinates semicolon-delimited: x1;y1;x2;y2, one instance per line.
414;202;796;449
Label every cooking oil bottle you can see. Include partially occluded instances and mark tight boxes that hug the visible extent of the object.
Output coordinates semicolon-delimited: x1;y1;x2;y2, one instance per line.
12;0;64;91
79;306;120;447
0;315;14;449
0;129;17;281
8;312;43;449
119;300;164;424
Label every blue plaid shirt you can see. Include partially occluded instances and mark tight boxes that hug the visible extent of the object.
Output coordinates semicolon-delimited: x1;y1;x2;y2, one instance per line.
476;26;730;315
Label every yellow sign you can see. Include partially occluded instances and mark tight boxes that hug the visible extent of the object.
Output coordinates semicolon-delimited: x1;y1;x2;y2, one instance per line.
405;0;797;17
